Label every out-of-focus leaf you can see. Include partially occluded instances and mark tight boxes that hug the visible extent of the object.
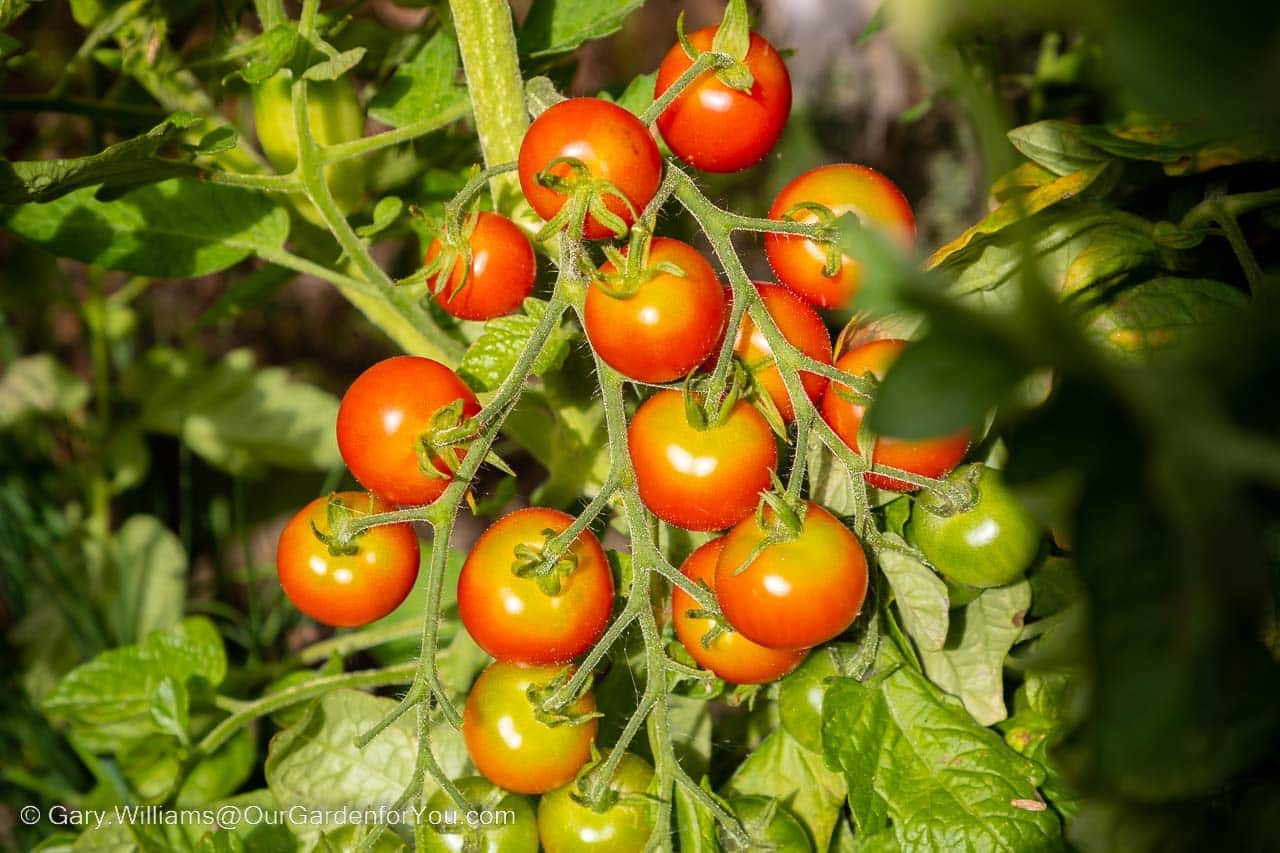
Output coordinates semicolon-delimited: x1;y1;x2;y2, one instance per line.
197;264;296;327
600;71;656;117
111;515;187;645
0;354;89;427
303;47;365;81
368;31;468;129
519;0;644;58
878;537;950;652
458;298;576;392
240;24;299;84
990;162;1059;201
1083;277;1247;360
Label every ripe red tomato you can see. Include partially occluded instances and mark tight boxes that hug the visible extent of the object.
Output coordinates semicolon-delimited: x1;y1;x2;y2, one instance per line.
654;27;791;173
425;211;536;321
275;491;419;627
715;501;867;649
457;508;614;664
463;661;598;795
584;237;727;384
820;339;970;492
735;282;833;423
764;164;916;309
336;356;481;506
518;98;662;240
673;538;806;684
628;389;777;531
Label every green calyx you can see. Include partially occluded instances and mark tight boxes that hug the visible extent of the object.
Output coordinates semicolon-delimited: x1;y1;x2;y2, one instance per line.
781;201;849;277
535;156;639;241
512;527;580;596
528;667;602;727
678;1;756;94
309;493;364;556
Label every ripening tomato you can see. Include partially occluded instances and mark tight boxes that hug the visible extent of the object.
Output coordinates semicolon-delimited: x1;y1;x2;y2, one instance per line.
537;751;656;853
726;797;814;853
463;662;597;795
458;508;614;664
716;501;868;649
764;164;916;309
421;777;539;853
628;389;777;531
425;212;536;321
518;98;662;240
654;27;792;173
336;356;481;506
908;464;1043;588
673;538;807;684
735;282;833;422
820;339;970;492
584;238;727;383
275;491;419;627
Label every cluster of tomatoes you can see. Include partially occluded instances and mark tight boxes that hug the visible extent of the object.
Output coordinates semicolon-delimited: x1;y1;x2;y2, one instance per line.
271;12;1048;851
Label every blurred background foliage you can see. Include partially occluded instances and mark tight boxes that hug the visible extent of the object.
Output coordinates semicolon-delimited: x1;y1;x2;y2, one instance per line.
2;0;1280;850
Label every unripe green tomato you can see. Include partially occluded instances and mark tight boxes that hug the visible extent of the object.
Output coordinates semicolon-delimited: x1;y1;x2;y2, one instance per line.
251;69;366;221
537;751;656;852
420;777;538;853
908;464;1042;589
724;796;814;852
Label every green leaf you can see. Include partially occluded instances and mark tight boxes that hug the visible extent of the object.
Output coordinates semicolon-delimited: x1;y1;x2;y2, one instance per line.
0;354;89;427
43;618;226;744
599;71;657;118
304;47;366;81
148;677;190;744
240;24;299;84
1001;670;1084;818
180;790;295;850
124;347;342;475
725;729;848;853
823;640;1059;848
779;645;855;755
918;581;1032;725
674;777;723;853
519;0;645;58
197;264;296;327
878;537;950;652
368;31;468;129
0;178;289;277
111;514;187;645
1006;121;1114;177
1083;277;1247;360
0;113;200;204
458;298;575;392
805;437;861;517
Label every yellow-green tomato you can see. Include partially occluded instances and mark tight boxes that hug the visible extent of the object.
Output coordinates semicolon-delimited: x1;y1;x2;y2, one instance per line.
908;464;1042;588
725;796;814;852
251;69;366;219
537;752;656;852
420;777;538;853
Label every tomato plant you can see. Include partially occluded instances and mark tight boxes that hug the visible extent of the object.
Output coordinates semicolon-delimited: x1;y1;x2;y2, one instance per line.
584;236;728;383
537;751;656;852
734;282;833;423
424;211;537;321
764;164;916;309
462;661;598;795
673;537;807;684
336;355;482;506
628;389;778;531
457;507;614;664
725;796;814;852
275;492;419;627
421;776;538;853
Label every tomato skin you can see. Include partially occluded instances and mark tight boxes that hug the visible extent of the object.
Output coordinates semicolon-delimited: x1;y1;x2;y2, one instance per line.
275;491;419;627
458;508;614;664
908;464;1042;588
654;28;792;173
462;662;598;795
421;777;538;853
252;69;365;221
584;238;727;383
764;164;916;309
336;356;481;506
715;501;868;650
628;390;778;532
426;212;536;321
537;752;656;853
518;98;662;240
820;339;969;492
735;282;833;423
673;538;806;684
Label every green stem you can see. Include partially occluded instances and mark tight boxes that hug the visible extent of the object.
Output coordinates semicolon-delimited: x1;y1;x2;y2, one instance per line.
322;104;472;165
638;51;725;126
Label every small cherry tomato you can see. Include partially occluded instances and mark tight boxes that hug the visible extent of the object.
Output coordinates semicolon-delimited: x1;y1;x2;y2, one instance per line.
764;164;915;309
628;389;777;532
654;27;792;173
518;98;662;240
673;538;806;684
584;237;727;384
458;508;614;664
820;339;970;492
462;661;597;795
716;501;867;649
908;464;1043;588
275;491;419;627
425;211;537;321
336;356;481;506
421;777;539;853
735;282;833;423
725;796;814;853
537;751;656;853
